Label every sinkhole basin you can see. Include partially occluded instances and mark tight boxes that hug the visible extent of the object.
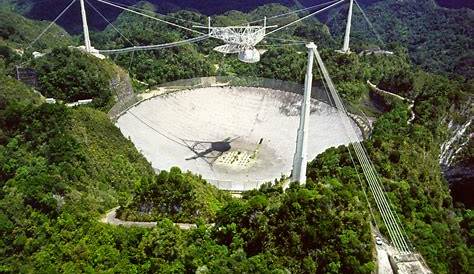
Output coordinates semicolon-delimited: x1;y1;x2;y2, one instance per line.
116;86;361;191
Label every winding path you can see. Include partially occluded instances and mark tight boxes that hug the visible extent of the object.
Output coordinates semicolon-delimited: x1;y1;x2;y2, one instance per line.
367;80;415;124
100;207;199;230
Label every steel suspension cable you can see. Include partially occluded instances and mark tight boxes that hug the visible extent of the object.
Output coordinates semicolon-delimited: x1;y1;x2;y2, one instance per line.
245;0;340;25
265;0;345;37
94;0;205;35
347;105;411;253
26;0;77;50
85;0;134;46
260;42;307;48
360;143;416;251
354;141;411;253
353;0;385;47
313;48;412;254
355;131;413;252
314;58;380;230
128;49;135;70
331;91;406;252
98;35;209;54
100;0;205;26
340;96;410;253
347;113;409;252
265;37;308;43
315;43;410;252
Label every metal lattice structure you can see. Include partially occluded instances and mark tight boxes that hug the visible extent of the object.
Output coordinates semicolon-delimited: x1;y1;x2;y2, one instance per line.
210;26;266;52
197;18;274;63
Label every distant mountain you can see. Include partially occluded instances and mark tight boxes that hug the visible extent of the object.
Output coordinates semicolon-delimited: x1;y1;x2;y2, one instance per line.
437;0;474;9
1;0;472;79
1;0;471;34
0;9;72;50
329;0;474;79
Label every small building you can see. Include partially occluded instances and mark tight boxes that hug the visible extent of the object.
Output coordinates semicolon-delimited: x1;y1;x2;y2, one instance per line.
15;66;38;88
32;51;46;59
45;98;56;104
66;99;93;107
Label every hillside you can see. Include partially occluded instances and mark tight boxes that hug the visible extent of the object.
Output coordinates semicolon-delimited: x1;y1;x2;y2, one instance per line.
0;65;376;273
331;0;474;79
3;0;472;33
118;167;232;223
31;47;115;107
436;0;474;9
0;9;72;50
0;4;472;273
83;3;474;270
2;0;472;79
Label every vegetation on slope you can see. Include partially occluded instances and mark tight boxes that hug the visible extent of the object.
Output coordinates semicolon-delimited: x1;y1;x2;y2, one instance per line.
309;103;472;273
31;47;114;107
331;0;474;79
0;73;153;272
0;4;472;273
91;3;214;86
118;167;231;223
0;71;374;273
90;3;340;86
0;9;72;50
0;71;42;144
214;180;374;273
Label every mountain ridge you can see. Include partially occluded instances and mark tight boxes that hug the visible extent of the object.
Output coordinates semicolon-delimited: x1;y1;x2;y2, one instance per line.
1;0;472;33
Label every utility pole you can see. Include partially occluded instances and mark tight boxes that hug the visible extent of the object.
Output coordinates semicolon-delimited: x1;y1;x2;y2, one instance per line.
341;0;353;53
79;0;92;53
290;42;316;187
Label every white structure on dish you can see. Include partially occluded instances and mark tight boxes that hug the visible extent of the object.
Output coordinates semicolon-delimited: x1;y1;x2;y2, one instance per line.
196;17;275;63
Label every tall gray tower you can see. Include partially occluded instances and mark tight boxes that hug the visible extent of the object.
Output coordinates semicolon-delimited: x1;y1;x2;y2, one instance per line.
79;0;92;52
291;42;317;186
341;0;354;53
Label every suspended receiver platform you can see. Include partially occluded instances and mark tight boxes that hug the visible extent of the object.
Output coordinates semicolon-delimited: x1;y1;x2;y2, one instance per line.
195;18;276;63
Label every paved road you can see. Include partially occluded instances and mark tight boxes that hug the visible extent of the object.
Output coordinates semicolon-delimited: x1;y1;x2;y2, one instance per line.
372;228;395;274
375;241;394;274
367;80;415;124
103;207;399;272
100;207;198;230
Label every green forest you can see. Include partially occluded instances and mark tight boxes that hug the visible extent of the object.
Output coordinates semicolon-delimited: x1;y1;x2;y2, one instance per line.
32;47;115;107
117;167;231;223
341;0;474;80
0;0;473;273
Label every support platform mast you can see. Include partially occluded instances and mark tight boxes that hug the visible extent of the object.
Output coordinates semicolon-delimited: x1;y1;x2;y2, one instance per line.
290;42;316;187
337;0;353;54
78;0;105;58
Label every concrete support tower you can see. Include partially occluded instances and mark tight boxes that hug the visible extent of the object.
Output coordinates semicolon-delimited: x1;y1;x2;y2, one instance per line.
341;0;353;53
79;0;92;52
291;42;317;185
